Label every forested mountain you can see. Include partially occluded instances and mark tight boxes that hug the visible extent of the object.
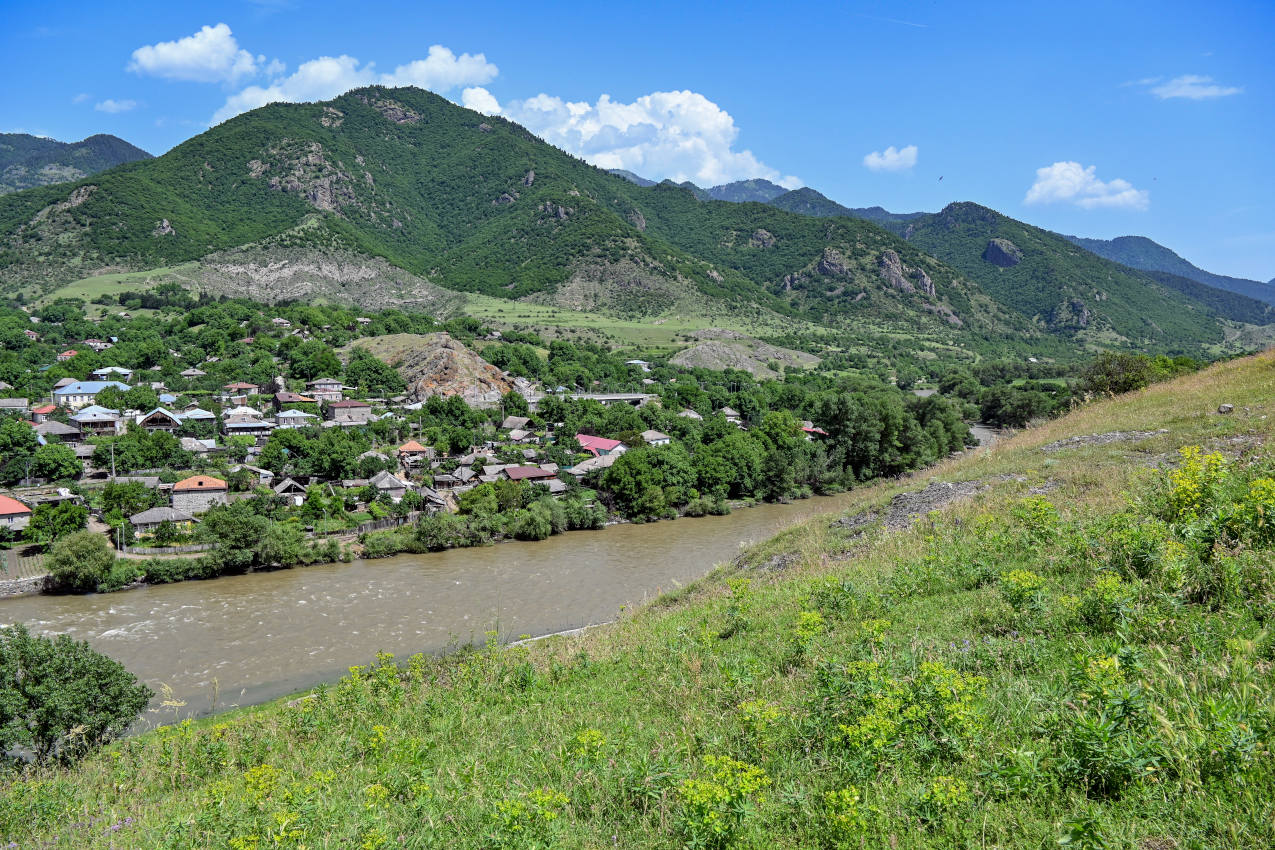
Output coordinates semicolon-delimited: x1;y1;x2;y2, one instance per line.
766;186;925;226
1061;233;1275;305
893;202;1275;350
0;133;151;195
0;86;1266;356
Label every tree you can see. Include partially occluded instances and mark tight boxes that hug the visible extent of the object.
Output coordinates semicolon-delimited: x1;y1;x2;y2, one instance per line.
45;530;116;592
25;502;88;546
0;624;153;764
31;443;82;482
0;417;38;485
344;348;406;396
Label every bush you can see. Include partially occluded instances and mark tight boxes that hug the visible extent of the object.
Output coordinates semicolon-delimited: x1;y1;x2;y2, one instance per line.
46;530;116;592
0;624;153;764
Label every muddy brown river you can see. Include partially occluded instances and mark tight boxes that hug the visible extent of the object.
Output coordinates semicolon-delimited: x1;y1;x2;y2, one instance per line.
1;494;859;725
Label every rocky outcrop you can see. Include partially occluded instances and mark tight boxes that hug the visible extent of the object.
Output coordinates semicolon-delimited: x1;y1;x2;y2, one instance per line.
252;141;359;214
911;267;935;297
817;247;849;277
152;219;176;237
877;250;915;293
1049;298;1093;330
627;209;647;232
522;170;535;187
319;107;344;128
983;238;1023;267
349;332;513;407
749;229;776;249
493;192;518;206
356;94;421;124
671;330;820;379
539;201;571;220
478;123;493;132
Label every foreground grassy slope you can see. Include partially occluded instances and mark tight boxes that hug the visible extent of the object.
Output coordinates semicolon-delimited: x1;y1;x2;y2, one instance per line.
4;353;1275;848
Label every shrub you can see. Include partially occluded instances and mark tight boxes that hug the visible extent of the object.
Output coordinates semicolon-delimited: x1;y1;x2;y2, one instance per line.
0;624;153;764
1073;574;1138;633
998;569;1045;611
45;530;116;592
676;755;770;849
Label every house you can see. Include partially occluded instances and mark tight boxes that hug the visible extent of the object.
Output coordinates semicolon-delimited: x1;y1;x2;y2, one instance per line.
220;382;261;403
271;317;292;328
224;405;264;418
180;407;216;423
91;366;134;382
273;477;307;506
507;428;533;443
35;419;80;442
641;430;672;446
274;391;317;409
306;378;344;403
82;338;113;352
626;359;651;372
136;407;184;432
228;463;274;485
30;403;57;423
432;472;462;490
0;398;30;416
22;329;39;341
567;453;620;477
52;377;77;391
171;475;229;514
369;470;409;502
397;440;433;465
179;437;217;454
128;506;197;536
677;408;703;421
326;399;372;424
222;415;276;442
718;407;743;426
180;368;207;379
0;495;32;532
801;425;829;440
56;350;78;362
574;434;627;457
70;404;124;437
158;393;178;406
275;409;319;429
502;466;559;483
500;415;530;431
52;381;130;410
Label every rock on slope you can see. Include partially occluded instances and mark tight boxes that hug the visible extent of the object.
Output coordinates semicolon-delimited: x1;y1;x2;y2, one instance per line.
348;332;512;406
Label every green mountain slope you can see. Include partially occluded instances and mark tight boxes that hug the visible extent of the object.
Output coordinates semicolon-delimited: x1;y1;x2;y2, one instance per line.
897;202;1272;350
0;132;152;195
0;87;1028;343
1062;233;1275;306
0;87;1262;356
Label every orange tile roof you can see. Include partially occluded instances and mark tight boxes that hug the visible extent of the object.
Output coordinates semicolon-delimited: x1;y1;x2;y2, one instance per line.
0;495;32;515
398;440;428;453
172;475;227;492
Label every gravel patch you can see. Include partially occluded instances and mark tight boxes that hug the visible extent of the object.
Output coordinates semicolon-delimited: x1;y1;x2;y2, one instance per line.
1041;429;1168;453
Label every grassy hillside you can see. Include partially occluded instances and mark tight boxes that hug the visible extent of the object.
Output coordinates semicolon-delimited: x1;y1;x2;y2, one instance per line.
0;132;151;195
4;350;1273;847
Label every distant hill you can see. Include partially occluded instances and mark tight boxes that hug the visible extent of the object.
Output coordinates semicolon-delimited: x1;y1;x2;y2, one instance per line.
0;133;152;195
898;202;1275;349
767;187;925;226
1061;233;1275;306
610;171;788;204
606;169;654;187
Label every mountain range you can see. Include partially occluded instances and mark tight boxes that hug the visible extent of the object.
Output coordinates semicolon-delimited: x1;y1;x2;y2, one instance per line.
0;133;151;195
1;85;1271;359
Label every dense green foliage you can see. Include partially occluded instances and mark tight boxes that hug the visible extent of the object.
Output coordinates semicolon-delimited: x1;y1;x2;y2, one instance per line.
0;624;152;764
45;530;117;592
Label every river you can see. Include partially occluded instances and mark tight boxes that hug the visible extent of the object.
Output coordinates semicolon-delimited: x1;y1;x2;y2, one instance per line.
0;494;859;725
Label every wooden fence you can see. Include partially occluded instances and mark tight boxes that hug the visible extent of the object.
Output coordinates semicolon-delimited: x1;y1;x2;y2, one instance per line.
123;543;215;555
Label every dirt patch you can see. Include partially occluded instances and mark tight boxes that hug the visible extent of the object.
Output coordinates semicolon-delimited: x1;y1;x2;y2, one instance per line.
1041;429;1168;453
882;480;988;530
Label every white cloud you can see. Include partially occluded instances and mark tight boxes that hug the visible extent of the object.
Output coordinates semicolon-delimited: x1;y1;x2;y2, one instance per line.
1024;161;1149;211
211;47;498;124
95;98;139;113
491;89;799;188
863;144;917;172
129;23;262;84
461;86;502;115
71;92;91;105
1150;74;1241;100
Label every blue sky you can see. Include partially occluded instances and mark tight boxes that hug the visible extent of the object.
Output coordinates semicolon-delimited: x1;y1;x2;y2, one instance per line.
3;0;1272;280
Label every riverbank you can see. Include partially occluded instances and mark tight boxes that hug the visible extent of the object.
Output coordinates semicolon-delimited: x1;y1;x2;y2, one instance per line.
4;349;1269;847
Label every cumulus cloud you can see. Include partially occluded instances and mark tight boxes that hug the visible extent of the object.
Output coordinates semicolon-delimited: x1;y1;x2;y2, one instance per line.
129;23;263;84
1150;74;1242;100
1024;161;1149;211
95;98;138;113
863;144;917;172
478;88;798;187
211;47;498;124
